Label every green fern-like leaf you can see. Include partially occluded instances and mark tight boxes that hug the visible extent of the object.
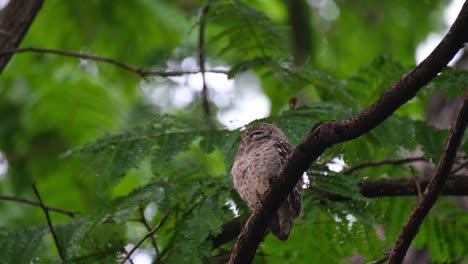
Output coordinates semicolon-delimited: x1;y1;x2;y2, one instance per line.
66;115;239;188
0;226;47;263
426;68;468;98
207;1;289;61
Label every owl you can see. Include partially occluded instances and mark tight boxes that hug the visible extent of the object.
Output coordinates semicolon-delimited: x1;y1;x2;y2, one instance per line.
231;123;303;240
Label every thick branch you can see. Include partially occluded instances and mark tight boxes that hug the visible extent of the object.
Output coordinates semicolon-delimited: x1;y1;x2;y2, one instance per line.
214;176;468;248
312;175;468;201
212;217;244;248
0;47;229;78
229;3;468;263
0;0;44;73
388;90;468;263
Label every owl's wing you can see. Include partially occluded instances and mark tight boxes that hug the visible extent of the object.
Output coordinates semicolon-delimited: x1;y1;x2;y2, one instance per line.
274;139;303;218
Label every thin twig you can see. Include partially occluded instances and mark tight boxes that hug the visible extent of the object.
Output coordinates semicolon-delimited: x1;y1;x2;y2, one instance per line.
32;184;65;261
0;195;76;218
388;90;468;263
0;47;228;78
198;5;211;118
138;205;159;256
120;241;135;264
366;254;388;264
120;211;170;264
344;157;426;175
451;158;468;174
409;166;423;202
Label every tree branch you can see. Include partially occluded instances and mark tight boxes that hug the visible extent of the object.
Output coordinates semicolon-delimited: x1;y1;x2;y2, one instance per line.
343;157;426;175
312;175;468;201
451;158;468;175
388;90;468;263
229;2;468;263
198;5;211;118
0;194;76;217
32;184;65;261
120;210;170;264
212;216;244;248
213;175;468;248
0;47;229;78
0;0;44;73
138;205;159;256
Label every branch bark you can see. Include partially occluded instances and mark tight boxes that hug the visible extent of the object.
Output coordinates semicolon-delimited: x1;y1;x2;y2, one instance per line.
229;2;468;263
213;176;468;248
0;0;44;73
388;90;468;263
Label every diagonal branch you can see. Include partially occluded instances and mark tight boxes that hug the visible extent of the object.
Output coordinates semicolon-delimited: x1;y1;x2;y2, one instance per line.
119;210;170;264
138;205;159;256
451;158;468;175
388;90;468;263
0;194;76;218
32;184;65;261
0;0;44;73
229;2;468;263
0;47;229;78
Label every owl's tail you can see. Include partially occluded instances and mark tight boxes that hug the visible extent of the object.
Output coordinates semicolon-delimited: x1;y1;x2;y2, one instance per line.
269;204;293;241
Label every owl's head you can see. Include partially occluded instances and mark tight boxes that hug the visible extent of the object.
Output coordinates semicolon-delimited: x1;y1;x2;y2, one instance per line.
240;123;287;146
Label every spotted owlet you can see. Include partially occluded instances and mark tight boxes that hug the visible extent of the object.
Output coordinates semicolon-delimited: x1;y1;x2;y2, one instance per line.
231;123;303;241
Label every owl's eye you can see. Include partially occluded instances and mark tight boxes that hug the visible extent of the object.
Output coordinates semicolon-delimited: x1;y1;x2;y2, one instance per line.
250;131;263;137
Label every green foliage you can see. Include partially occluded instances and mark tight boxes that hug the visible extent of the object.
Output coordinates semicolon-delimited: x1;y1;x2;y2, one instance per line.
1;0;467;263
426;67;468;97
262;195;383;263
66;115;239;188
341;116;448;166
310;171;365;201
0;226;47;263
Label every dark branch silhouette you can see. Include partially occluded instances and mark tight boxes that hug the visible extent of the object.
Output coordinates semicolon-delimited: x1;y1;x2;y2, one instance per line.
451;158;468;174
229;2;468;263
0;47;229;78
213;175;468;248
32;184;65;261
0;0;44;73
388;90;468;263
138;205;159;256
198;5;211;118
0;194;76;217
120;211;170;264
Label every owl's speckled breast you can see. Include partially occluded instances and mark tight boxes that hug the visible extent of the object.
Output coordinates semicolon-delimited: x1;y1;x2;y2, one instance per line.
231;139;283;209
231;123;303;241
